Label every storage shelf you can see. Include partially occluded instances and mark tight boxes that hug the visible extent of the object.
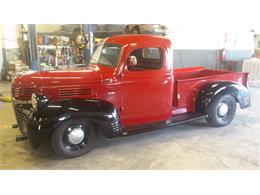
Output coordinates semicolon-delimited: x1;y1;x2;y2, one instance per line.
38;45;72;48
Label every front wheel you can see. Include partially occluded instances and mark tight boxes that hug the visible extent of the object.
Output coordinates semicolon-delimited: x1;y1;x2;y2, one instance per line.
51;119;96;158
207;94;237;127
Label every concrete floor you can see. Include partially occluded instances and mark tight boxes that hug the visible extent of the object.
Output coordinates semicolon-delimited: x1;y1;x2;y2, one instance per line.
0;81;260;169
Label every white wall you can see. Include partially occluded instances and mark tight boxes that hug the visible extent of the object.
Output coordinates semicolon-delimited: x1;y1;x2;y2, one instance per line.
166;25;254;51
36;24;62;33
169;27;223;50
255;35;260;48
225;30;254;51
2;24;19;49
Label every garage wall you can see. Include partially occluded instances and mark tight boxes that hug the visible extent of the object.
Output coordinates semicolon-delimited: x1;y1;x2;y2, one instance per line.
36;24;62;33
225;50;252;61
0;24;254;73
1;25;20;64
254;34;260;48
173;49;252;69
171;27;253;69
173;49;218;69
0;25;3;80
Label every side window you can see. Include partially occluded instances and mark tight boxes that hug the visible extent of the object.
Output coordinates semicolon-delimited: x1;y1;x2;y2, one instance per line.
127;47;163;71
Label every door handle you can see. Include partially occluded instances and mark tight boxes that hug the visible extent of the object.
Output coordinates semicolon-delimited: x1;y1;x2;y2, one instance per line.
162;80;169;84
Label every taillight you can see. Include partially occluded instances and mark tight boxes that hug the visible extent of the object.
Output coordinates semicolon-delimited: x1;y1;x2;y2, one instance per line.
246;74;250;88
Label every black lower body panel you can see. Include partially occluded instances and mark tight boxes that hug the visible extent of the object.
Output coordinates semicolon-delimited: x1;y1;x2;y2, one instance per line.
171;112;207;125
124;112;208;136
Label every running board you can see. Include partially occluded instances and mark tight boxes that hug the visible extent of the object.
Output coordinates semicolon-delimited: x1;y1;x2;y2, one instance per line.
124;112;208;136
171;113;208;125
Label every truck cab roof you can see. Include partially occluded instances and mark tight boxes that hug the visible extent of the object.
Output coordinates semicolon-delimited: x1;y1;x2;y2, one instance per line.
101;34;172;47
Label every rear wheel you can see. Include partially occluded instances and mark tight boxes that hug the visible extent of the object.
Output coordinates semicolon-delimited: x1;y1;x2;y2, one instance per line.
207;94;237;127
51;119;96;158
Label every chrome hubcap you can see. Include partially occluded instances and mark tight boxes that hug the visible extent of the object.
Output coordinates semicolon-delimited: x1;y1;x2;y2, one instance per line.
67;126;85;145
218;102;229;116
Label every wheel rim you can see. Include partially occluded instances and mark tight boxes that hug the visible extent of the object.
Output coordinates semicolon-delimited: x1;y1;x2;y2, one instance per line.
63;124;89;151
67;126;85;145
217;102;229;117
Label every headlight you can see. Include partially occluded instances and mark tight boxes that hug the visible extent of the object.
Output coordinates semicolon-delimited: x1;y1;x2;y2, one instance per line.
31;94;38;109
31;93;49;110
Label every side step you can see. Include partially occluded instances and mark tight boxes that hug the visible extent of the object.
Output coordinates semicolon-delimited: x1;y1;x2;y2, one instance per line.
171;112;207;125
124;112;208;136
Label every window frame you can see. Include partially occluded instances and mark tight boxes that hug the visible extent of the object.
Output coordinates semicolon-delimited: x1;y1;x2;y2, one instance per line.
126;46;164;71
90;43;123;68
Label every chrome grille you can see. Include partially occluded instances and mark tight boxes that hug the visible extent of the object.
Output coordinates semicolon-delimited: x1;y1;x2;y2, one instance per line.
58;88;93;98
12;86;35;100
14;105;30;134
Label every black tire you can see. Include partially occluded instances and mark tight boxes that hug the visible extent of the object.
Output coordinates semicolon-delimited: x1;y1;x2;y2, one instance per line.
51;119;96;158
207;94;237;127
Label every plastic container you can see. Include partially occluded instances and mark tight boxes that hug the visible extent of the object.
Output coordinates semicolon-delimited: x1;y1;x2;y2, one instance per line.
37;35;44;45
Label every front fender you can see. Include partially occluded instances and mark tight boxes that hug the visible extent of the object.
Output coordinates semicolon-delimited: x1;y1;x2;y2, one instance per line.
27;99;122;148
196;82;251;114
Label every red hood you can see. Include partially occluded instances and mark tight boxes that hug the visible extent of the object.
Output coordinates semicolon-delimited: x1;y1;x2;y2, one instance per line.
12;64;115;100
15;64;113;85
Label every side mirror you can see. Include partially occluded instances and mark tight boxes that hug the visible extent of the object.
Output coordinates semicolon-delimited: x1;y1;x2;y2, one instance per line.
128;56;137;67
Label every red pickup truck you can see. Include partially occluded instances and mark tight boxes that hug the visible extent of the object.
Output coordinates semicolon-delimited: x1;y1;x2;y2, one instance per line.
12;35;251;158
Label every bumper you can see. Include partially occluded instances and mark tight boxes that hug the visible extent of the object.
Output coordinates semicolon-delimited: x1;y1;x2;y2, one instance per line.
12;100;49;149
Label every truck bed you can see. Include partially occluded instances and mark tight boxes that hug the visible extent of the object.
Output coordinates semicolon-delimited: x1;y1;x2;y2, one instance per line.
172;66;249;115
174;66;233;80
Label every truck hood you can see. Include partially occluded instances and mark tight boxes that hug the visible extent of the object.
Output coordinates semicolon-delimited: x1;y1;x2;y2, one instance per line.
12;64;115;100
14;64;113;86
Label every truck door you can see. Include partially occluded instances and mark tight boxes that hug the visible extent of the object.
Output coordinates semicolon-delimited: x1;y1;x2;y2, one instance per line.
120;45;173;128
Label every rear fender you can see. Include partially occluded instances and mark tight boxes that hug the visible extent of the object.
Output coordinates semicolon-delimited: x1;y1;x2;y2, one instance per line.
196;82;251;114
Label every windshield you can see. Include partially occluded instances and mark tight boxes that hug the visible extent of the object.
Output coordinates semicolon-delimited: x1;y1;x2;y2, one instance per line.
90;43;122;67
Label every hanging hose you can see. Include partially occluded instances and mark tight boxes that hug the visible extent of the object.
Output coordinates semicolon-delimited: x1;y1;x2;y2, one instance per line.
0;94;12;102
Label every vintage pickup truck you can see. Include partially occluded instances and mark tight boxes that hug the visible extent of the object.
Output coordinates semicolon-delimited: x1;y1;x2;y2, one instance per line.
12;34;251;158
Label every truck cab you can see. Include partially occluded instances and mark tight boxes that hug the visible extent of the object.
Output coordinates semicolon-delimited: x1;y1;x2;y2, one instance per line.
12;35;251;158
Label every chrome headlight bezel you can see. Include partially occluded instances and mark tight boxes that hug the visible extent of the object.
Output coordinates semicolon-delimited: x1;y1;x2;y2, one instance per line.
31;93;49;110
31;93;38;109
